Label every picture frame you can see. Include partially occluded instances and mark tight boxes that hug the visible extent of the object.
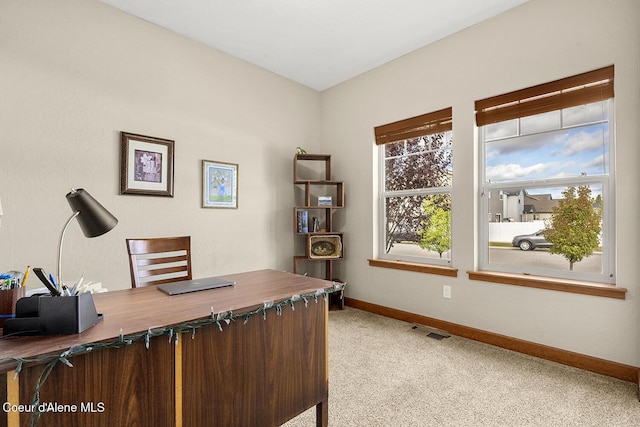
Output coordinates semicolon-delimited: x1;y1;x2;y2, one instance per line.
308;235;343;259
120;132;175;197
202;159;238;208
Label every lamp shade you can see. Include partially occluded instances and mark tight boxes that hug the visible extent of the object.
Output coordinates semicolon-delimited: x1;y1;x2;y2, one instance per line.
65;189;118;238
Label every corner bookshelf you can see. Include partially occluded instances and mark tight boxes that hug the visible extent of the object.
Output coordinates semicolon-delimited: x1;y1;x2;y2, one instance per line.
293;153;345;309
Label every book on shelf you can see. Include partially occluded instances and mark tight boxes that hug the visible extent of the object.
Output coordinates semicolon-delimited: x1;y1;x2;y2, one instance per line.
297;210;308;233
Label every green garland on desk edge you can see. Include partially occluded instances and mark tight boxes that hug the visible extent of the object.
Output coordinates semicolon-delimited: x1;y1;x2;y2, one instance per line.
2;282;346;427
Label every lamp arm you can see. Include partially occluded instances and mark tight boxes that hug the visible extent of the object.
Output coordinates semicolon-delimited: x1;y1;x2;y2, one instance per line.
57;211;80;287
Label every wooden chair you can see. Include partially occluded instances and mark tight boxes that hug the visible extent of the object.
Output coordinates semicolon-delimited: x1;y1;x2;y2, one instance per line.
126;236;192;288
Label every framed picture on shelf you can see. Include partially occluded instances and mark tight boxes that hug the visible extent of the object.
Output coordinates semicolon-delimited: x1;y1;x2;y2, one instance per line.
120;132;175;197
202;159;238;208
308;235;343;259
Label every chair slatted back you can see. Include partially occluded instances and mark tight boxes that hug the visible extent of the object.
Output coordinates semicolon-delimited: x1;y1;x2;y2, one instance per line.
126;236;192;288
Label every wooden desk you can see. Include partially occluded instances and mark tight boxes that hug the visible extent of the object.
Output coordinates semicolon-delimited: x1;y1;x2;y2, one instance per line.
0;269;331;426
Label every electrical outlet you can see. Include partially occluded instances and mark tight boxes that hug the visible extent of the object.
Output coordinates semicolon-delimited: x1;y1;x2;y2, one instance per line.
443;285;451;299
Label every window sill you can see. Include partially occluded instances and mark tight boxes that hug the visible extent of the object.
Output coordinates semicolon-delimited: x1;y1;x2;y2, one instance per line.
467;270;626;300
368;259;458;277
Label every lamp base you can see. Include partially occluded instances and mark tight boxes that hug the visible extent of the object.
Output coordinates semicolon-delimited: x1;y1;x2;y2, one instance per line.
2;293;103;336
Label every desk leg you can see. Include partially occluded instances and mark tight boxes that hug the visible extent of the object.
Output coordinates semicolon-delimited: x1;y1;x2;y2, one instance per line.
175;335;183;427
316;399;328;427
316;297;329;427
6;370;19;427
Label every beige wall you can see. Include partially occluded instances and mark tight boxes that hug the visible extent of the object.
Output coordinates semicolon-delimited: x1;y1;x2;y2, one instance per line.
1;0;639;367
320;0;640;365
0;0;320;289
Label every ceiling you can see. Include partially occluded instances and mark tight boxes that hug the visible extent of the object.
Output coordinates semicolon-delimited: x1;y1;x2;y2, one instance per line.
98;0;529;91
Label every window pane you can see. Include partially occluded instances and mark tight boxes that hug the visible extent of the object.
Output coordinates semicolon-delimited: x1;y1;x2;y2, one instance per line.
484;119;518;141
386;194;451;260
487;185;603;275
385;134;452;191
520;110;561;135
563;101;608;127
385;140;405;158
405;137;428;154
485;122;609;183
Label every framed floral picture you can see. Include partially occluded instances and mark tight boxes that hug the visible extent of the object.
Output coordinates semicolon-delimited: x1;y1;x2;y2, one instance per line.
202;160;238;208
120;132;175;197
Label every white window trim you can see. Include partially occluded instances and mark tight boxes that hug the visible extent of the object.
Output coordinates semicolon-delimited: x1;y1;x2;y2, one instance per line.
378;145;453;267
477;99;616;284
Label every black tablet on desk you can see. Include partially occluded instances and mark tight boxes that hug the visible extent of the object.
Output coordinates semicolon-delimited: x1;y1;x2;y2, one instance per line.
157;276;236;296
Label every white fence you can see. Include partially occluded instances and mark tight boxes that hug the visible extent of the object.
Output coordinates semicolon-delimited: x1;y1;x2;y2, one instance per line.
489;221;545;243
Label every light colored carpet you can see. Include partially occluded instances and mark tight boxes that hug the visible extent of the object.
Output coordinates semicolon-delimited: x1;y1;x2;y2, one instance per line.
284;307;640;426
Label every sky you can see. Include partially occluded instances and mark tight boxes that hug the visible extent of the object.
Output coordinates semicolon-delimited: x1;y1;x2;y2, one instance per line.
484;101;609;184
486;123;609;182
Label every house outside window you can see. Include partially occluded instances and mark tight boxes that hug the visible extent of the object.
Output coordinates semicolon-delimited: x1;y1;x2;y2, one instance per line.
375;107;453;266
476;66;615;284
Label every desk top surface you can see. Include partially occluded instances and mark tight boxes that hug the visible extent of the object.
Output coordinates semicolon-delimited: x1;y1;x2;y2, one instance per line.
0;269;333;369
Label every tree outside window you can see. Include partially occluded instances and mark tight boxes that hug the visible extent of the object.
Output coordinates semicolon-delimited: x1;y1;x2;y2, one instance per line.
544;185;602;271
418;195;451;258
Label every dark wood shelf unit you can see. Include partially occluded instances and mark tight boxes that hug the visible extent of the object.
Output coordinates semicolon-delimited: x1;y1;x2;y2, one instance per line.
293;154;345;310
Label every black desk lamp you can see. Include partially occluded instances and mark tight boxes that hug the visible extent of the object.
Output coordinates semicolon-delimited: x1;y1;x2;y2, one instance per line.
57;188;118;286
2;188;116;336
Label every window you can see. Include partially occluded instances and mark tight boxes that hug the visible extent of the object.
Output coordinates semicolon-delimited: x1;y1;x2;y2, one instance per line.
476;66;615;284
375;107;453;266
